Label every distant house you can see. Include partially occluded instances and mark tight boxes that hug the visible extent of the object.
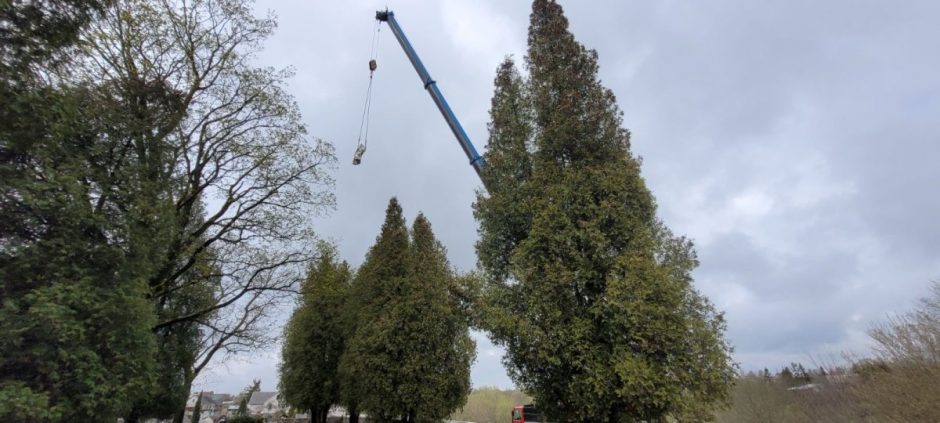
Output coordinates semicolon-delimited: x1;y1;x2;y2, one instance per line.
183;391;233;422
248;391;283;420
227;399;241;417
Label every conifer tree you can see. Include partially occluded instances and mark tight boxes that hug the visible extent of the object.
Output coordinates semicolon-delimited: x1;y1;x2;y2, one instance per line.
339;198;412;422
279;245;352;423
474;1;735;421
1;2;159;421
401;214;475;422
476;59;534;283
340;199;474;422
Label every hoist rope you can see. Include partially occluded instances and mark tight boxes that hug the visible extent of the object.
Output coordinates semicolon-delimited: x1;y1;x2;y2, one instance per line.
354;20;381;164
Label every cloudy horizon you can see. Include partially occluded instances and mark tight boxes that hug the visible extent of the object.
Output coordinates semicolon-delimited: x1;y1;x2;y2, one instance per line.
194;0;940;395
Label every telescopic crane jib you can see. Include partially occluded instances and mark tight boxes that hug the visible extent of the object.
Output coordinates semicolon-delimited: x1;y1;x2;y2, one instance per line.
355;9;487;185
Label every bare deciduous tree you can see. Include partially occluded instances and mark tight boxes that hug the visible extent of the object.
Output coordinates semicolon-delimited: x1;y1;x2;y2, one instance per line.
77;0;335;415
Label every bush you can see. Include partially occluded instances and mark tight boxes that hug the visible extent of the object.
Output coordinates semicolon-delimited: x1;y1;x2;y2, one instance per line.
718;282;940;422
851;282;940;420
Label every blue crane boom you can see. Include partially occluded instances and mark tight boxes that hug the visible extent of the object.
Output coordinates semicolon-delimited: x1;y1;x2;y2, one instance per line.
375;10;486;180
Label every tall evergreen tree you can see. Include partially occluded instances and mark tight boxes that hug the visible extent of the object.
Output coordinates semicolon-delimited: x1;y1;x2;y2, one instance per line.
339;198;412;422
476;59;533;283
474;1;735;421
1;2;161;420
400;214;475;422
340;199;474;423
279;245;352;423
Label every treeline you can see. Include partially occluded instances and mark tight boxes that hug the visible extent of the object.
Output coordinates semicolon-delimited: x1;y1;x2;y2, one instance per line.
278;199;475;423
718;283;940;422
1;0;334;421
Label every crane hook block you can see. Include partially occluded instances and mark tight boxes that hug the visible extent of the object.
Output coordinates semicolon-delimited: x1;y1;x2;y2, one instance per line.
369;59;377;72
352;144;366;165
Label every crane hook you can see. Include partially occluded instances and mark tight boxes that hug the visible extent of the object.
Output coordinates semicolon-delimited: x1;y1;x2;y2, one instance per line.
354;21;381;166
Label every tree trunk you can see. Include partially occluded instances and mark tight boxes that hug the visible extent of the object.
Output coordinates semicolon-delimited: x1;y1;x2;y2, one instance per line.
173;370;195;423
348;405;359;423
124;409;141;423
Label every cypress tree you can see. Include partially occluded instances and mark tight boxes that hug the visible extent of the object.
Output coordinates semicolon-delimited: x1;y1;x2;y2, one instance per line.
339;198;412;422
1;3;160;421
401;214;475;422
474;1;735;421
340;199;474;422
476;59;534;283
279;245;352;423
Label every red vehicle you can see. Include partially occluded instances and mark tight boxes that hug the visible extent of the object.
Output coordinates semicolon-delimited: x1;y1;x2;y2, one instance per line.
511;404;545;423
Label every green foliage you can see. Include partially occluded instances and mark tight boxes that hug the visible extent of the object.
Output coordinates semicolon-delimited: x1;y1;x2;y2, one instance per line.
402;213;476;421
280;244;352;420
338;198;410;420
132;243;218;420
82;2;336;419
4;0;336;421
339;198;475;422
0;83;162;422
1;3;164;418
475;60;533;283
474;1;735;421
0;0;112;78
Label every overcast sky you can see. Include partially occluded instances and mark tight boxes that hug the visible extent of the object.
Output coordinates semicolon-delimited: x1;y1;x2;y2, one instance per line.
196;0;940;394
